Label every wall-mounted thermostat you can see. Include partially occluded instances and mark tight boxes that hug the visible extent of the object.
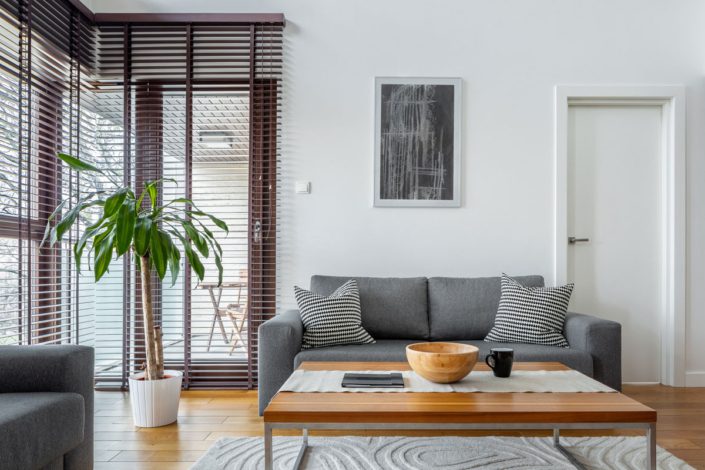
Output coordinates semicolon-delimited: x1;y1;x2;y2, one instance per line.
295;181;311;194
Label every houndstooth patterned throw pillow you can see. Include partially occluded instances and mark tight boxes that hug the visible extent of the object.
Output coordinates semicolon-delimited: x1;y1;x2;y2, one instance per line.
484;274;573;348
294;280;375;350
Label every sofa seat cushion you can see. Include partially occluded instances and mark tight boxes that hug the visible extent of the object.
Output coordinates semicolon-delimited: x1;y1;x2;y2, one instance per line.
0;392;84;470
428;275;545;341
294;340;418;368
293;340;593;379
310;276;429;339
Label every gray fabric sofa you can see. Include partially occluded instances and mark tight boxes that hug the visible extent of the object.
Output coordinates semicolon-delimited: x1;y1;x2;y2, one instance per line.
0;345;94;470
258;275;621;415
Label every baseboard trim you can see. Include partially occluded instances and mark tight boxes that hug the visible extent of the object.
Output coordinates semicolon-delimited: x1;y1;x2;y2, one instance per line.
622;375;705;387
685;371;705;387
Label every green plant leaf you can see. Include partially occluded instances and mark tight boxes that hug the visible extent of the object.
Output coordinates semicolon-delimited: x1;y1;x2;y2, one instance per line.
167;238;181;287
42;190;107;247
148;185;157;209
165;227;209;283
133;216;152;256
183;221;208;257
195;224;224;280
189;210;229;235
58;153;103;174
142;180;161;211
73;223;106;273
161;197;193;211
94;232;115;282
153;197;192;218
136;187;148;210
137;178;177;211
115;199;136;255
137;181;156;211
199;223;223;257
51;205;81;245
183;242;205;281
150;224;168;280
81;220;115;267
169;197;193;205
60;199;105;240
104;187;129;218
147;177;178;187
47;194;107;247
160;214;219;284
41;199;69;246
92;224;114;248
214;251;223;286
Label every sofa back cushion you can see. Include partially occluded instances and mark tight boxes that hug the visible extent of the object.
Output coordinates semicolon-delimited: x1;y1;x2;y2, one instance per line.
428;275;545;340
310;276;429;340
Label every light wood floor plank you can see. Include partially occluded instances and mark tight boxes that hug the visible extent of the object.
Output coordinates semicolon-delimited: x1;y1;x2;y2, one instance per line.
110;450;204;462
95;462;193;470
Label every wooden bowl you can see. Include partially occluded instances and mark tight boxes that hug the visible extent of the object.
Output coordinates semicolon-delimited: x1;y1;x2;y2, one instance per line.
406;342;479;383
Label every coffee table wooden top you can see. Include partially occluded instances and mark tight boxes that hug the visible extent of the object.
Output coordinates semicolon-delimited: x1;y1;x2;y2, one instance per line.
264;362;656;425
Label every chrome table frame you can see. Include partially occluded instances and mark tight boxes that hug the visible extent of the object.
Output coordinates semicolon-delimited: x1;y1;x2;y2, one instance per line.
263;421;656;470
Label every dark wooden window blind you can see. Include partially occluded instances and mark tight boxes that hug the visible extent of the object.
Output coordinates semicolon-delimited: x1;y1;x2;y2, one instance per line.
0;0;95;347
93;20;282;389
0;0;283;390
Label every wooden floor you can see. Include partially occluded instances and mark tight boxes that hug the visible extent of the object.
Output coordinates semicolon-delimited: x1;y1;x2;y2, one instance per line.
94;385;705;469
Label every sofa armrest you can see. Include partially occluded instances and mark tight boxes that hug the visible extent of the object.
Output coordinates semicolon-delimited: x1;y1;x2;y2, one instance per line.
563;312;622;391
0;345;94;469
258;310;303;415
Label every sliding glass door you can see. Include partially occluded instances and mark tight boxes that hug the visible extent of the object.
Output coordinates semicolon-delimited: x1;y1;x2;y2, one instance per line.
89;23;281;389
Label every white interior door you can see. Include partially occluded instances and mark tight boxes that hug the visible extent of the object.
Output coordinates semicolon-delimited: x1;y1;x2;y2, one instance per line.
567;104;663;384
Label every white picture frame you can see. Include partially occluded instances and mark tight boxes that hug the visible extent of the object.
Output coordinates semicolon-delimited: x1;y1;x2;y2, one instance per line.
374;77;462;208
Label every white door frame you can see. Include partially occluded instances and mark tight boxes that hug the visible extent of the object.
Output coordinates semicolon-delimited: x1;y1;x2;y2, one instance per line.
554;85;686;387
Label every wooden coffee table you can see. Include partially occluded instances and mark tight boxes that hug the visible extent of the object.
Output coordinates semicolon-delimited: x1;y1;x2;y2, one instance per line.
263;361;657;470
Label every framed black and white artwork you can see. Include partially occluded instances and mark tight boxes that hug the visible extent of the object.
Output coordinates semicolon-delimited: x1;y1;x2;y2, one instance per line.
374;77;461;207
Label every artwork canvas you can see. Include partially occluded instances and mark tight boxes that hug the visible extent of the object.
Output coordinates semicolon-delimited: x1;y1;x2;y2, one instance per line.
374;77;461;207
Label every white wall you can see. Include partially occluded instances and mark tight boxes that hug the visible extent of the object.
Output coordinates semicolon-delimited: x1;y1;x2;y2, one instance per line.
93;0;705;385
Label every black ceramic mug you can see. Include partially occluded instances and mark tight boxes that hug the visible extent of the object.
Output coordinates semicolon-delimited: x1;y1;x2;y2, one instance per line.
485;348;514;378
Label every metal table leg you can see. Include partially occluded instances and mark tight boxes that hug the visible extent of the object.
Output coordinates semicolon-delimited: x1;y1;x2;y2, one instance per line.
292;429;308;470
647;423;657;470
264;426;307;470
553;428;587;470
264;423;273;470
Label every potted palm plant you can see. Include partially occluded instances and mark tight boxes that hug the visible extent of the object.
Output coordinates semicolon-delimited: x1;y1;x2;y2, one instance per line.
44;153;228;427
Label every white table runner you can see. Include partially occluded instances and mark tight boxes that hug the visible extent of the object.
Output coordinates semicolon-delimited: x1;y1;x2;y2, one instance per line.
279;369;615;393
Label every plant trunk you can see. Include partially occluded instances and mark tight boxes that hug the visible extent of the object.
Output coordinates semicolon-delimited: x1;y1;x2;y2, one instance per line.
140;255;163;380
154;325;164;378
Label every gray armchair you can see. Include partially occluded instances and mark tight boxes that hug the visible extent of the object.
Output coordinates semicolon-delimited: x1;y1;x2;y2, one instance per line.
0;345;94;470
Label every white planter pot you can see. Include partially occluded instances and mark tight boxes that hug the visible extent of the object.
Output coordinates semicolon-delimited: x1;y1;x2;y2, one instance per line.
129;370;183;427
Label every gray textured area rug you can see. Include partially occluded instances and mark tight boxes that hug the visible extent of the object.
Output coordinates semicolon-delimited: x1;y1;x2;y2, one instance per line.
191;436;694;470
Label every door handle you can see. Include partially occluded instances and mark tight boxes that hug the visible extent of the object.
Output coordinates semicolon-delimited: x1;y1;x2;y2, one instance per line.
254;220;262;243
568;237;590;244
